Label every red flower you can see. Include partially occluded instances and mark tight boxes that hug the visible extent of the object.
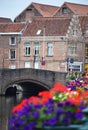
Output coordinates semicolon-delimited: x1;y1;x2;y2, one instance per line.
50;82;69;94
38;91;52;98
28;96;40;105
67;95;81;105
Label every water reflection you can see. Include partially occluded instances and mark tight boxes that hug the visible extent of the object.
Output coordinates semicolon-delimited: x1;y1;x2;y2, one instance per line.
0;93;32;130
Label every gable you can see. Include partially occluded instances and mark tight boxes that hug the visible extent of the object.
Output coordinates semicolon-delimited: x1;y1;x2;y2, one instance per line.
66;14;82;41
54;2;88;17
14;2;59;22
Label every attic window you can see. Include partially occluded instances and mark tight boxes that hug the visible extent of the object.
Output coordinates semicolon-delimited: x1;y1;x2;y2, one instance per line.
62;7;67;14
27;8;32;11
36;30;41;35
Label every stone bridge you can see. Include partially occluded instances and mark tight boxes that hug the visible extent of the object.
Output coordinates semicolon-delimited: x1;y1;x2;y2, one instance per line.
0;68;67;95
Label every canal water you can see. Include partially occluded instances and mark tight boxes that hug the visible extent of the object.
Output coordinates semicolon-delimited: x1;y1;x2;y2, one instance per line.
0;93;31;130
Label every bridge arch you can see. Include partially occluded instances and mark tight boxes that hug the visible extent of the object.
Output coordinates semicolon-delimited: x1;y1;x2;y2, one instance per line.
4;79;50;95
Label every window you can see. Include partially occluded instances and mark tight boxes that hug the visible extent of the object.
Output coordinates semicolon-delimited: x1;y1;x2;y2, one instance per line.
34;42;39;55
9;65;16;69
25;42;30;56
85;44;88;58
62;7;67;14
34;61;39;69
68;43;77;55
73;29;77;36
10;37;16;45
9;49;15;60
24;61;30;68
47;43;53;56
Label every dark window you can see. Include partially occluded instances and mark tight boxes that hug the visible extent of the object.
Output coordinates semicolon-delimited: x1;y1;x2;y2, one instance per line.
10;37;16;45
62;7;67;14
10;49;15;60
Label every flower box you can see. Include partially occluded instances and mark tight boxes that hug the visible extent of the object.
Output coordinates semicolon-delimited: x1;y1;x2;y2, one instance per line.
43;125;82;130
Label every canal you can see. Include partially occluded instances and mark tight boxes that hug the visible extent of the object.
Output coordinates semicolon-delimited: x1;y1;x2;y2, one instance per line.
0;93;24;130
0;92;40;130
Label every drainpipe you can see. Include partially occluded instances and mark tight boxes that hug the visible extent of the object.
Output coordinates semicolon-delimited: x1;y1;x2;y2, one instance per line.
82;32;85;72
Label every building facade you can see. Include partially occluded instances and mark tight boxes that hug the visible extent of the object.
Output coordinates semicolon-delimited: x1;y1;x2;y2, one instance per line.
0;2;88;72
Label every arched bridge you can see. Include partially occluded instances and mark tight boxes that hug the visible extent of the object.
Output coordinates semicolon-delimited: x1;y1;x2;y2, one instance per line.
0;68;67;95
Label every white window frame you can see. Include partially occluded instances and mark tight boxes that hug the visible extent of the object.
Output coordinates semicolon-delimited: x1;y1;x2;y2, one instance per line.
9;37;16;45
47;42;53;56
25;42;30;56
9;49;16;60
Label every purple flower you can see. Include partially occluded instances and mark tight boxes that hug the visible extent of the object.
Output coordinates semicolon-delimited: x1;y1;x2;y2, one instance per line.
75;112;83;120
32;111;39;118
48;117;57;126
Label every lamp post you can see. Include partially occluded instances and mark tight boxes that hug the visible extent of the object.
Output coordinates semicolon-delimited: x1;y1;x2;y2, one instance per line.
18;33;22;68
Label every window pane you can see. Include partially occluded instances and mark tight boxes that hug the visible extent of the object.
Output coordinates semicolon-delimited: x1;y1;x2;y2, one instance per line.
10;37;15;45
25;42;30;55
34;42;39;55
47;43;53;56
68;43;77;55
62;7;67;13
73;30;77;36
10;49;15;59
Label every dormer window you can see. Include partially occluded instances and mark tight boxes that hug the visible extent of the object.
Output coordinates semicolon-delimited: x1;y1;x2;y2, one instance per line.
62;7;67;14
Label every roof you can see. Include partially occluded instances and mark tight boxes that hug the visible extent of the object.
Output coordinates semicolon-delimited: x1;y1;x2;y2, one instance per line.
79;16;88;33
23;17;71;36
14;2;59;20
0;22;26;33
54;2;88;16
31;2;59;17
0;17;12;23
63;2;88;16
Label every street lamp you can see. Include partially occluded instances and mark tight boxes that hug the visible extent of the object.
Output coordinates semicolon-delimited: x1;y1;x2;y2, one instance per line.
18;33;22;68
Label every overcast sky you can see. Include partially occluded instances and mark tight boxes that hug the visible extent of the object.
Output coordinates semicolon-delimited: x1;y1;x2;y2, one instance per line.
0;0;88;21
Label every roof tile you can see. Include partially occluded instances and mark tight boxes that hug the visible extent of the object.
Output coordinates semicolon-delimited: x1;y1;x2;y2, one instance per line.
0;22;26;33
23;17;71;36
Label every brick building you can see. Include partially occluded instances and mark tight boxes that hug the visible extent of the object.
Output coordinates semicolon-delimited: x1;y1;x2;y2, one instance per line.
0;2;88;71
